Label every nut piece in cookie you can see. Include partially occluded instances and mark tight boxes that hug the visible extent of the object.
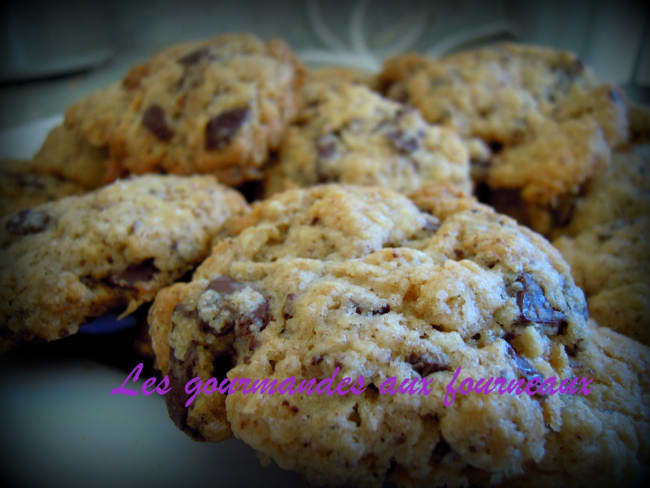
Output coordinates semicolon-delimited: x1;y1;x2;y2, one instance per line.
0;174;248;352
263;78;470;197
65;33;305;186
146;184;648;487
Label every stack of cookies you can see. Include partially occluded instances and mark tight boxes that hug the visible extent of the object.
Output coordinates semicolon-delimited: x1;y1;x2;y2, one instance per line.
1;33;649;487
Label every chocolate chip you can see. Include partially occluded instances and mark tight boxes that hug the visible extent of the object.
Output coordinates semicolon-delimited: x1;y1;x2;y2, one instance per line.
372;304;391;315
178;47;213;66
423;217;440;233
505;342;539;379
556;320;569;336
142;105;174;142
166;345;204;440
515;273;566;325
5;209;50;235
351;301;390;315
431;438;451;463
503;331;516;342
205;107;249;150
208;276;244;295
237;299;269;335
488;140;503;154
386;130;419;153
406;354;449;377
311;355;324;365
564;59;584;78
281;400;299;414
315;134;338;159
111;259;158;286
282;293;296;320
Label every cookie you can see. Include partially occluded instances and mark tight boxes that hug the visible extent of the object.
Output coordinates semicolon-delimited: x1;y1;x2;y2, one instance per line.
263;79;470;196
553;217;650;345
65;34;305;186
379;44;628;234
0;175;248;352
504;319;650;487
0;159;85;217
148;184;647;486
31;124;107;189
558;146;650;236
308;66;378;89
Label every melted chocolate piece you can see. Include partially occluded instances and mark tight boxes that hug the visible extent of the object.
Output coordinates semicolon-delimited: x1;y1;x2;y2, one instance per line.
208;275;244;295
422;217;440;233
406;354;449;377
178;47;213;66
5;209;50;235
505;342;539;379
431;438;451;463
142;105;174;141
386;130;419;153
315;134;338;159
111;259;158;286
166;345;204;440
282;293;296;320
516;273;566;325
205;107;249;150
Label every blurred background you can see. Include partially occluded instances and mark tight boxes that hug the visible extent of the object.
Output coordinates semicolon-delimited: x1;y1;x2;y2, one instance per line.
1;0;649;130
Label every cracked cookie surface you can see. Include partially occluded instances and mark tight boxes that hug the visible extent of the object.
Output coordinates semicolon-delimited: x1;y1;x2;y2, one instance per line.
380;43;628;234
148;184;647;486
0;174;247;352
263;79;470;196
65;34;304;186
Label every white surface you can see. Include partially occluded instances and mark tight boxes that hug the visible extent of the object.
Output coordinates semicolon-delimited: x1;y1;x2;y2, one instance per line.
0;119;307;487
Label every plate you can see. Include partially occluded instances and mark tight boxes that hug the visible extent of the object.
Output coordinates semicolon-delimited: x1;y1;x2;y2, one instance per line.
0;119;307;487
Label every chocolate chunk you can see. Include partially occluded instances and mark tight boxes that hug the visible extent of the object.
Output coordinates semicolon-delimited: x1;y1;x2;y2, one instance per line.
315;134;338;160
238;299;269;334
112;259;158;286
142;105;174;141
5;209;50;235
423;217;440;233
505;342;539;379
282;293;296;320
351;301;390;315
564;59;584;78
431;438;451;463
205;107;249;150
166;345;204;440
406;354;449;377
372;304;391;315
386;130;419;153
178;47;213;66
515;273;566;325
311;354;324;365
488;140;503;154
208;276;244;295
281;400;299;414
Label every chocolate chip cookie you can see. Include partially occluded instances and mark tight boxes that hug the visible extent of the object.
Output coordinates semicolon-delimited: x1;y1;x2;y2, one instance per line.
0;175;248;352
380;43;628;234
149;184;647;486
31;124;108;189
0;159;85;217
65;34;305;186
554;218;650;345
263;79;470;196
